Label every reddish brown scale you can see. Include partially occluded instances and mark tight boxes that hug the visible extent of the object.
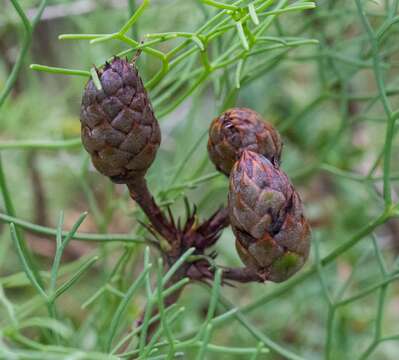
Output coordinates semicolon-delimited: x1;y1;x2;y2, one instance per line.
80;57;160;183
228;150;310;282
208;108;282;176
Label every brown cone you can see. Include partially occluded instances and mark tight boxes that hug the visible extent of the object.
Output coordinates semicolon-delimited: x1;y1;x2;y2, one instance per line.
208;108;282;176
80;57;161;183
228;150;310;282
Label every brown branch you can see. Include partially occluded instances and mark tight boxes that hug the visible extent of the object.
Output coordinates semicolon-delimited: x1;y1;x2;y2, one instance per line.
207;206;230;231
222;266;264;283
127;178;178;251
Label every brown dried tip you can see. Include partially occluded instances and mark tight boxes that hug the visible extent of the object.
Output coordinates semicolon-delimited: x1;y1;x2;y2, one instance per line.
80;57;161;183
208;108;282;176
228;150;310;282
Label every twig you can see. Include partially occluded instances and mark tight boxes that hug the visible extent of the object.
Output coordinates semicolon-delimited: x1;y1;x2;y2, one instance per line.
127;178;177;250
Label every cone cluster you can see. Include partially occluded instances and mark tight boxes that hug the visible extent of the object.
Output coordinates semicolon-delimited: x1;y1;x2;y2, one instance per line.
80;57;310;284
208;108;310;282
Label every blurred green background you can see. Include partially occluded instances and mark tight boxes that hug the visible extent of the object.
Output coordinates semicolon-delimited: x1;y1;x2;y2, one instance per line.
1;0;399;359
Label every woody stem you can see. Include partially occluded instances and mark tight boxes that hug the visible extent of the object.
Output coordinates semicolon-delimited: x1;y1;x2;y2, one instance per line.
127;177;177;247
222;267;263;283
208;206;230;231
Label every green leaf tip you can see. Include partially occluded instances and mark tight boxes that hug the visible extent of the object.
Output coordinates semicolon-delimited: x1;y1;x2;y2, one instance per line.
90;68;102;90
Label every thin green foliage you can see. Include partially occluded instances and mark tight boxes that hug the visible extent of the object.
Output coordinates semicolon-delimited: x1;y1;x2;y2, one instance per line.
2;0;399;359
32;0;318;116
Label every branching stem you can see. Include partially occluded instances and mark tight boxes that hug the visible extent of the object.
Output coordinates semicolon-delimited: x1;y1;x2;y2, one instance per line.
127;178;177;251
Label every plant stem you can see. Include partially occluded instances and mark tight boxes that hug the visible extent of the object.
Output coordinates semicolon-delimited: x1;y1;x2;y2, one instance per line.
0;212;143;243
0;157;44;288
127;178;177;250
355;0;396;206
222;267;263;283
0;0;48;109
